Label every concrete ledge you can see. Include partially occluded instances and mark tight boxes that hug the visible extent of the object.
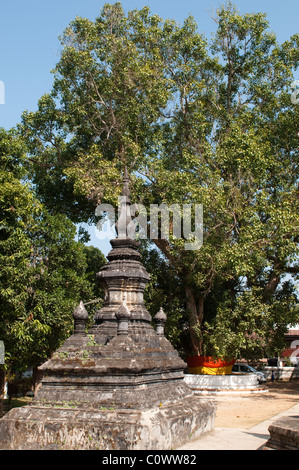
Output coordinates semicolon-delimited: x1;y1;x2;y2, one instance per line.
184;373;267;395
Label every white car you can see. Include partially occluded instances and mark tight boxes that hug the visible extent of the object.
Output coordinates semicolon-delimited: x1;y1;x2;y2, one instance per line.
232;363;267;383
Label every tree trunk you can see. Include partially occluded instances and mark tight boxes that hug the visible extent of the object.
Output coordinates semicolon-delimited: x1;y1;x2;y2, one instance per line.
263;271;281;300
0;366;5;416
151;239;206;356
185;286;205;356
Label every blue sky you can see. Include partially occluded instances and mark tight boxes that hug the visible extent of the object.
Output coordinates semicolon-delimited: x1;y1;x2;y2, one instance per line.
0;0;298;255
1;0;298;131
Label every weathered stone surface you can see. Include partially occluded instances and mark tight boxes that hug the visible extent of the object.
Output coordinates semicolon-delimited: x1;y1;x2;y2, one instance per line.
30;324;191;410
0;169;216;450
264;417;299;450
0;397;215;450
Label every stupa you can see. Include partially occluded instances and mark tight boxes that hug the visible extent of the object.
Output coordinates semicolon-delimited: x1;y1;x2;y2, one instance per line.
0;169;215;450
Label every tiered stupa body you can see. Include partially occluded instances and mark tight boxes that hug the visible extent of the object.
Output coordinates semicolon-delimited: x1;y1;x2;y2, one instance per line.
33;168;191;409
0;169;215;450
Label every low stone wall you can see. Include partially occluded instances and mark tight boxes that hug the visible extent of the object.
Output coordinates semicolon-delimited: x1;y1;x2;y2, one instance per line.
264;416;299;450
184;373;264;394
262;367;299;381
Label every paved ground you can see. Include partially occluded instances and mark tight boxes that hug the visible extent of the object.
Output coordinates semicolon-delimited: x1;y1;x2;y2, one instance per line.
178;381;299;450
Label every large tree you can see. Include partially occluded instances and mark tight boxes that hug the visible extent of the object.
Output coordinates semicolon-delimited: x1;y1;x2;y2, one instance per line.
20;2;299;359
0;128;105;372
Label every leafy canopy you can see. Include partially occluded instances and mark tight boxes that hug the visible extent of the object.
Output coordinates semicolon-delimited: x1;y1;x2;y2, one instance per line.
20;2;299;359
0;128;106;371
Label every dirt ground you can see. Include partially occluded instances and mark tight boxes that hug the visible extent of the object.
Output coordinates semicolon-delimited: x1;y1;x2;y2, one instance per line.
210;381;299;429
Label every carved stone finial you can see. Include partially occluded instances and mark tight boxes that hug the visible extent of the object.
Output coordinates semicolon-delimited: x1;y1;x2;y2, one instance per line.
73;301;88;334
154;307;167;336
116;297;130;335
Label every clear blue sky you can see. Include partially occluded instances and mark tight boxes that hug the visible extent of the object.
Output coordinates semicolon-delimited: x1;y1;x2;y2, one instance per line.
1;0;298;131
0;0;298;255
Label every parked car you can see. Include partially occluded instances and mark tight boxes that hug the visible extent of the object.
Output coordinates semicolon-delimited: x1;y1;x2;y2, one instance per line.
232;363;266;383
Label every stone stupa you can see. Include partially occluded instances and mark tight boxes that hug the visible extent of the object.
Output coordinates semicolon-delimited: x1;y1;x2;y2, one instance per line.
0;168;215;450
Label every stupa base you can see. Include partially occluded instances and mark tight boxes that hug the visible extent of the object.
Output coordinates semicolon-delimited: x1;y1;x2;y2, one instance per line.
0;396;215;450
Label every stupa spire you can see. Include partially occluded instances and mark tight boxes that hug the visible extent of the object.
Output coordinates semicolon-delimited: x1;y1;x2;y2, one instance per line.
115;165;135;239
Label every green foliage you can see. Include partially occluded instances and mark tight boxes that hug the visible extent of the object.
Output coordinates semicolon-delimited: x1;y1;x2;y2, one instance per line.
0;129;105;372
19;2;299;360
140;242;187;354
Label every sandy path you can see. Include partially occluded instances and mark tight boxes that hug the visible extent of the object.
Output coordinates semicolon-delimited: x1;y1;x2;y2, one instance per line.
211;382;299;429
